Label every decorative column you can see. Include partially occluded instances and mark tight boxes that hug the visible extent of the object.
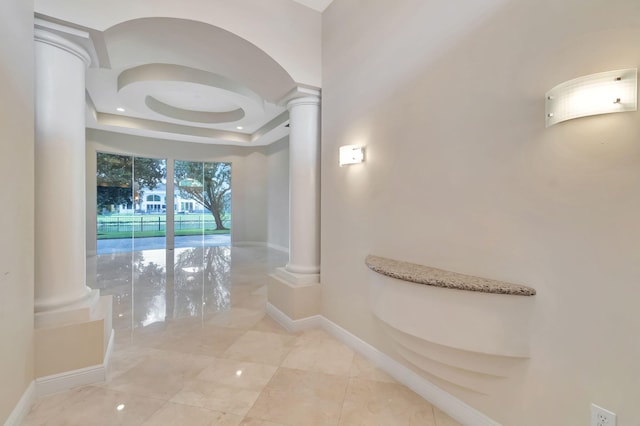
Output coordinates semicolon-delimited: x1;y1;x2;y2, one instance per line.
33;19;112;384
285;95;321;278
269;91;322;320
34;25;92;312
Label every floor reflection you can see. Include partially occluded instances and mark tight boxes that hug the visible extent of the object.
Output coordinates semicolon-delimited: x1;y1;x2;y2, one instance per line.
27;245;463;426
89;245;286;334
172;246;231;320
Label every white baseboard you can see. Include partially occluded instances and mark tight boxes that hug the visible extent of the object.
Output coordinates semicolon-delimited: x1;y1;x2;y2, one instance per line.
233;241;266;248
35;328;115;398
266;304;500;426
266;303;322;332
266;242;289;253
233;241;289;254
4;381;35;426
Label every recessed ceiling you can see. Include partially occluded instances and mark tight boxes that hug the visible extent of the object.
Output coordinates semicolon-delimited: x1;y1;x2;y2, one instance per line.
35;0;328;147
35;0;336;147
37;15;303;147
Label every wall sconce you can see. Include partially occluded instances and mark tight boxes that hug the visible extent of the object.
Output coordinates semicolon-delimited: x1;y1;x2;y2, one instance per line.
545;68;637;127
339;145;365;166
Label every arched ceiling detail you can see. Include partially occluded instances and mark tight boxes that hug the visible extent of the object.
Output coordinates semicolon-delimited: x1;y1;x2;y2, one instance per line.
105;17;296;103
75;17;296;145
34;4;322;146
34;0;322;87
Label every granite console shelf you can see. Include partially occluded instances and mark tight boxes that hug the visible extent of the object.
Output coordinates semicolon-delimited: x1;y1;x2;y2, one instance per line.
365;255;536;296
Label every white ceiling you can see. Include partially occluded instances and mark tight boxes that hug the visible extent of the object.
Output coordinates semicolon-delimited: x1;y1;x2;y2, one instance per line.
78;16;300;147
37;0;331;147
36;0;327;147
291;0;335;12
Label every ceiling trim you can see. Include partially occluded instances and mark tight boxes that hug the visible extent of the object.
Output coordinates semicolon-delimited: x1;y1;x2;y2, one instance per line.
291;0;335;12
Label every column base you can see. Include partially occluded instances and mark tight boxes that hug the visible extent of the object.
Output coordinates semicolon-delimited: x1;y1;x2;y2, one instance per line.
275;267;320;285
268;267;321;320
35;291;113;381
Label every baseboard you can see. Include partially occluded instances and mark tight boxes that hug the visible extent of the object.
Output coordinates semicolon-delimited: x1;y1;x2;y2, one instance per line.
4;381;35;426
266;303;322;332
35;328;115;397
233;241;266;248
232;241;289;254
266;242;289;253
266;305;500;426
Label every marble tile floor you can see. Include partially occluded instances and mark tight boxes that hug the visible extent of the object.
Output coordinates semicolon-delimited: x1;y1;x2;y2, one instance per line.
24;245;461;426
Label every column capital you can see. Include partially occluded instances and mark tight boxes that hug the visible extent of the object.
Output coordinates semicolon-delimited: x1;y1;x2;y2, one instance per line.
34;18;96;67
287;95;321;110
278;85;321;107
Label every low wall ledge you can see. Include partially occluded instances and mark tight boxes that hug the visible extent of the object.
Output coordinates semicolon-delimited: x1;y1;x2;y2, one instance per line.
365;255;536;296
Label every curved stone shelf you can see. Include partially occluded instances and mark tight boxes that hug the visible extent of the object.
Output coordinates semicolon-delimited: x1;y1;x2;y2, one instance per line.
365;255;536;296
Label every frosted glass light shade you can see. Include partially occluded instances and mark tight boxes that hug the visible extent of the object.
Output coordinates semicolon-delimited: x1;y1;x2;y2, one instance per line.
545;69;637;127
339;145;364;166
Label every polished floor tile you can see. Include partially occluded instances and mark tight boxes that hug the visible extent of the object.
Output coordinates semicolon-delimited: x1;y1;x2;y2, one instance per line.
223;330;296;366
24;245;462;426
340;378;437;426
196;359;278;390
170;380;261;416
140;402;242;426
23;386;165;426
267;367;349;402
247;387;343;426
282;329;355;376
105;350;214;400
154;325;247;357
349;354;396;383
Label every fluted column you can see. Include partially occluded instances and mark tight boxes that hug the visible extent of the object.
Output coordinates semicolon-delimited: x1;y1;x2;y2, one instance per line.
285;95;321;278
34;26;92;312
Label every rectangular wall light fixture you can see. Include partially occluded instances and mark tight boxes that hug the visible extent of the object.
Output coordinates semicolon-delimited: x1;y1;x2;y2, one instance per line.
545;68;637;127
339;145;365;166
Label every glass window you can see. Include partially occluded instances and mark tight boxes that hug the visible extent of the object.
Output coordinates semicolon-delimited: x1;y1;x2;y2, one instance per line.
174;160;231;237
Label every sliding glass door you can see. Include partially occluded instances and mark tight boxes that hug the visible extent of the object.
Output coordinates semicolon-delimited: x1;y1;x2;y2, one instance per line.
174;160;231;244
96;153;230;253
96;152;167;253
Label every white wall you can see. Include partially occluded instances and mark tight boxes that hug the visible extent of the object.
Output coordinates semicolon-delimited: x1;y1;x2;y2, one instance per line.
240;150;268;244
267;138;290;251
86;129;273;251
322;0;640;425
0;0;35;422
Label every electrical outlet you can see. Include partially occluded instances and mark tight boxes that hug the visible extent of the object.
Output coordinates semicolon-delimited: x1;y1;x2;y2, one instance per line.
591;404;616;426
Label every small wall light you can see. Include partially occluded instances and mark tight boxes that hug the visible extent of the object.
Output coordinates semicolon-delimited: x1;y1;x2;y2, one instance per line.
339;145;365;166
545;69;637;127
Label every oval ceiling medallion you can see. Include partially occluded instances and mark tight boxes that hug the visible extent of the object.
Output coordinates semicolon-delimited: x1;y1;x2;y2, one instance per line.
145;96;244;124
118;64;264;125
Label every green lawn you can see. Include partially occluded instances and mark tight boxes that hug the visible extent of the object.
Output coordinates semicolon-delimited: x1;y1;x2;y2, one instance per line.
97;213;230;239
97;213;228;222
97;228;230;239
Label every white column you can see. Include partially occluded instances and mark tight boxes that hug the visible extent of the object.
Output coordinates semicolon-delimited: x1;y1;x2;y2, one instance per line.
285;96;321;277
268;94;321;319
34;27;92;312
